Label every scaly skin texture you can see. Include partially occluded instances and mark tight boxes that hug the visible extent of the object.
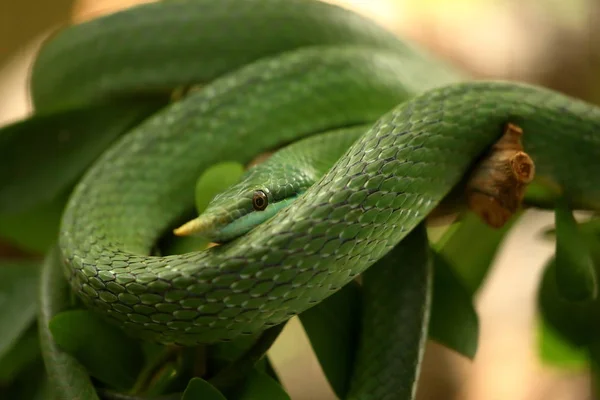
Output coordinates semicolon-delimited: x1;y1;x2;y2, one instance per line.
60;78;600;346
183;126;368;242
31;0;459;111
59;45;464;345
24;0;600;397
347;224;431;400
190;130;433;399
39;248;100;400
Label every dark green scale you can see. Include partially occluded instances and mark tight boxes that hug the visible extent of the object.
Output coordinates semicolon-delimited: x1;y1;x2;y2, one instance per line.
26;0;600;398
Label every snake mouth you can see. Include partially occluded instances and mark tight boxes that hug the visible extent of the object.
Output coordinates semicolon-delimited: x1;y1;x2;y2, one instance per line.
173;207;250;243
173;214;224;238
173;194;300;243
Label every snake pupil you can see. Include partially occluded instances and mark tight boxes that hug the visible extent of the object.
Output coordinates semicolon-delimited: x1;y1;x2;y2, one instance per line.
252;190;268;211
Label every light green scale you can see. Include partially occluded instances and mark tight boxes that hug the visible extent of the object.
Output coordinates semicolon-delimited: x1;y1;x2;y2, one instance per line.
21;0;600;397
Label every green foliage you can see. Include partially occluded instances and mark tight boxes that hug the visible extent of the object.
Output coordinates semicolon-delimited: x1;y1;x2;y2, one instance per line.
182;378;226;400
536;317;588;371
0;323;41;384
0;100;165;215
1;1;599;398
0;195;66;253
345;225;432;400
0;99;164;253
434;212;517;294
49;310;145;390
164;162;246;255
424;212;515;359
195;162;245;214
299;281;361;398
430;252;479;359
537;259;600;347
537;213;600;345
38;248;100;400
0;260;40;361
3;161;597;398
25;248;291;399
536;212;600;393
233;370;290;400
553;197;597;301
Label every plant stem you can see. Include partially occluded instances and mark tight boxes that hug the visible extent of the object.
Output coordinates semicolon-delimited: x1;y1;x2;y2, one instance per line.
130;346;180;395
208;323;286;391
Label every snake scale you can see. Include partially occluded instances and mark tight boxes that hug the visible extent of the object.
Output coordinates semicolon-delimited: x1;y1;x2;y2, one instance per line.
22;0;600;397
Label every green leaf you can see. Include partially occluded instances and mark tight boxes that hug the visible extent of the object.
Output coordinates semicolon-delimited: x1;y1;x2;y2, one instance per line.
541;216;600;241
182;377;226;400
258;358;280;383
430;252;479;359
536;317;588;370
195;162;245;214
209;325;284;392
524;179;598;211
164;161;245;255
537;258;600;347
347;224;431;400
0;323;41;384
0;259;40;361
299;280;360;398
162;234;211;256
435;212;517;294
0;360;48;400
554;197;597;301
49;310;144;390
207;335;259;372
0;194;66;253
206;334;278;381
523;180;561;209
0;99;165;214
538;217;600;348
233;369;290;400
38;247;99;400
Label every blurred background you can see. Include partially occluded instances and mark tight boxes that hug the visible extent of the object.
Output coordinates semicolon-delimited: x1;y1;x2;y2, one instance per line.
1;0;599;399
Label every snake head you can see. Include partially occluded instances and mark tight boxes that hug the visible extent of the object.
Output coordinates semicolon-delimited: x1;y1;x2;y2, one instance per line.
173;165;310;243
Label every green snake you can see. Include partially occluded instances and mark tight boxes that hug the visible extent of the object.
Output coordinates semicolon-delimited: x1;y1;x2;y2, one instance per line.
172;125;370;242
22;0;600;397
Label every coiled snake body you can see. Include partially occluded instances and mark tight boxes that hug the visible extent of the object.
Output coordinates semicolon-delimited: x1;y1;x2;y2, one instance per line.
28;0;600;397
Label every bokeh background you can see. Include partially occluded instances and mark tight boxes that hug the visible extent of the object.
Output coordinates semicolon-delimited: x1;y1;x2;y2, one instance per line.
1;0;599;399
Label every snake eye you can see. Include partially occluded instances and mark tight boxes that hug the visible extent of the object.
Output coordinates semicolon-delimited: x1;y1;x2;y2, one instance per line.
252;190;268;211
